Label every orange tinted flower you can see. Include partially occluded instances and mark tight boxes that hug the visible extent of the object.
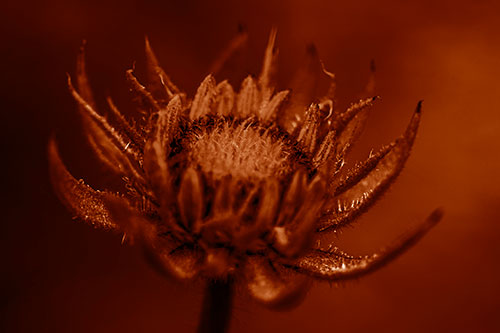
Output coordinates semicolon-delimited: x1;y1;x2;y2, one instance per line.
49;31;442;309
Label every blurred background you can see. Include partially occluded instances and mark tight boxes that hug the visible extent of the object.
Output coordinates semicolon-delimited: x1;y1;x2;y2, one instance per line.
2;0;500;332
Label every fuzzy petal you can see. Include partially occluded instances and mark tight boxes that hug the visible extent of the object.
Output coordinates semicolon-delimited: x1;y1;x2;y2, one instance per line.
258;90;289;122
106;96;146;150
214;80;235;116
68;75;145;184
48;139;118;230
297;104;320;154
244;256;310;310
237;75;260;118
190;75;217;119
319;103;422;232
293;208;443;280
331;96;378;134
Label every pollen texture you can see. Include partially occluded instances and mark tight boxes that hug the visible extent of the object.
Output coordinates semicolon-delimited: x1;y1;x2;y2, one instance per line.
189;121;291;181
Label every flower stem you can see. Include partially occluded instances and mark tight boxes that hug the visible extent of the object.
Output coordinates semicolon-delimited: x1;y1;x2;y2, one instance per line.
197;278;233;333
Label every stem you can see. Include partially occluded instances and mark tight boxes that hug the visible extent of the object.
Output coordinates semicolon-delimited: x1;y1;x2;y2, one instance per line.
197;279;233;333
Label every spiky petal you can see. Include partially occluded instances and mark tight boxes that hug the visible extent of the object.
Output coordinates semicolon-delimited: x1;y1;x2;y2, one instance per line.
48;139;119;230
319;102;422;232
292;208;443;280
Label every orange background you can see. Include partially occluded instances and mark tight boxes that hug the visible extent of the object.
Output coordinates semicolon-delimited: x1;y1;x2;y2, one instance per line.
2;0;500;332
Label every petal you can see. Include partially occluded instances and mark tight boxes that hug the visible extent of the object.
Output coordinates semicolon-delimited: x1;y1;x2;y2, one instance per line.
104;193;202;280
258;28;278;102
297;104;320;153
276;170;307;226
292;208;443;280
48;139;119;230
214;80;235;116
143;95;182;196
177;167;204;229
189;75;217;119
319;103;422;232
208;27;248;75
244;256;310;309
236;75;260;117
274;176;326;258
313;130;336;168
331;96;379;134
145;36;180;99
332;142;395;196
75;41;96;109
106;96;146;150
258;90;289;122
143;96;184;234
68;75;145;183
281;44;321;133
126;69;161;112
329;97;378;165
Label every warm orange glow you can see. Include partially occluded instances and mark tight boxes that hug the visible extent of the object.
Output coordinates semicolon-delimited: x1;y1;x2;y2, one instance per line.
4;1;500;332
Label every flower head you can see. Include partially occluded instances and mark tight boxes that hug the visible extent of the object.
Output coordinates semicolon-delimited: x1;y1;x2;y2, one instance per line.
49;31;442;308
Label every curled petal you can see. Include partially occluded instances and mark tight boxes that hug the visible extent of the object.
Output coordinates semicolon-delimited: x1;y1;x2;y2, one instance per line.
48;139;118;230
319;103;422;232
244;256;310;310
189;74;217;119
292;208;443;280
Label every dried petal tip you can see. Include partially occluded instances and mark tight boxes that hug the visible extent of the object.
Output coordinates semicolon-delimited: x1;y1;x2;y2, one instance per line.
416;100;423;113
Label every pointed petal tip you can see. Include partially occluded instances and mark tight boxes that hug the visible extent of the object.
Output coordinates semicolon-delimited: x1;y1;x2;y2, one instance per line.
416;100;423;113
428;207;444;225
306;43;317;55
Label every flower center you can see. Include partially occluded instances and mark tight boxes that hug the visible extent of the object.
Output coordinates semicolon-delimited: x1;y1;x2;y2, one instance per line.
189;121;292;181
